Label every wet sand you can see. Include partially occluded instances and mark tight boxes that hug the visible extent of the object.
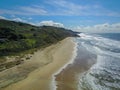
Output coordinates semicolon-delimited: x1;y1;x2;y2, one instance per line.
2;37;75;90
55;43;97;90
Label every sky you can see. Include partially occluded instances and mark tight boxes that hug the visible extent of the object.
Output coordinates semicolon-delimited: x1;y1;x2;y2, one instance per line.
0;0;120;33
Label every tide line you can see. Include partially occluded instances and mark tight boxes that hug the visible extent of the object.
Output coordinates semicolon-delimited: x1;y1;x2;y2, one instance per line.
51;39;78;90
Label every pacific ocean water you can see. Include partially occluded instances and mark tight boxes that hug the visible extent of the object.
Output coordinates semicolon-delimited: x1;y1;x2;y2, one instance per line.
78;33;120;90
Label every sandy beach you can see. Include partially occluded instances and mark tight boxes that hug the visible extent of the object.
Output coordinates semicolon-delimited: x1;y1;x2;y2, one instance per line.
1;37;75;90
55;44;97;90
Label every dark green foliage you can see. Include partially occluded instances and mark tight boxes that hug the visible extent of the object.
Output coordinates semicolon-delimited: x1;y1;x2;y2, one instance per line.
0;28;25;41
0;19;78;57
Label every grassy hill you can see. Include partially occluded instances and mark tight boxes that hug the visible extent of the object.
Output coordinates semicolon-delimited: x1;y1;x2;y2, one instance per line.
0;19;78;57
0;19;78;88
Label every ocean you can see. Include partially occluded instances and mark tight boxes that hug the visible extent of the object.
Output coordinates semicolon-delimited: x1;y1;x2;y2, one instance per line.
55;33;120;90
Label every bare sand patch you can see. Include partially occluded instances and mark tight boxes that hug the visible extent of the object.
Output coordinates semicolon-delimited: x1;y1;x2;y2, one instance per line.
1;37;75;90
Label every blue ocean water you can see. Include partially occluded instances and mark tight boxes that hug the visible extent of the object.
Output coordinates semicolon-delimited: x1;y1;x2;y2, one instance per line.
98;33;120;41
77;33;120;90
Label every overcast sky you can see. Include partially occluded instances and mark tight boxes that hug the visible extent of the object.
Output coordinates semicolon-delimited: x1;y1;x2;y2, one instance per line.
0;0;120;33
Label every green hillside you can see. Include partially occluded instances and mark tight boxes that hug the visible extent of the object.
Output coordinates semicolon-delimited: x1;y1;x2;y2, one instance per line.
0;19;78;57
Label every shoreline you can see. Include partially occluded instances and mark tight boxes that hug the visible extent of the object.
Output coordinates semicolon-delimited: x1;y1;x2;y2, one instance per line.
51;39;78;90
54;39;97;90
2;37;76;90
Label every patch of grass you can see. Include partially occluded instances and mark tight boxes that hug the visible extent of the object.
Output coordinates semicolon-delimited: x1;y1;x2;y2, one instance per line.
0;19;78;58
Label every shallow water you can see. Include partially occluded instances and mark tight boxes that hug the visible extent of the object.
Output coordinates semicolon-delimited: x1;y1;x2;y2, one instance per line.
55;33;120;90
55;38;97;90
78;33;120;90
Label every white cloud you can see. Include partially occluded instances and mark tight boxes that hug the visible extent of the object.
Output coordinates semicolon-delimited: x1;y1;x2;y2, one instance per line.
74;23;120;33
46;0;120;16
49;0;88;15
0;6;47;15
0;16;6;19
20;6;47;15
0;16;27;23
28;17;32;20
12;17;36;26
12;18;26;22
38;20;64;27
11;14;16;18
0;0;119;16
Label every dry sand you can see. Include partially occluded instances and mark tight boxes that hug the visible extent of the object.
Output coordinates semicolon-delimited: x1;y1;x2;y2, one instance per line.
2;37;75;90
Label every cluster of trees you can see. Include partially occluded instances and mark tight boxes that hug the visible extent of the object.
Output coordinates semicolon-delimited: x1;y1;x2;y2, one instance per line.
0;28;25;41
0;19;78;57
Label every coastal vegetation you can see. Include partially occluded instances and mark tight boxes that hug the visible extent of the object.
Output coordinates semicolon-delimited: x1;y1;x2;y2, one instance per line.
0;19;78;72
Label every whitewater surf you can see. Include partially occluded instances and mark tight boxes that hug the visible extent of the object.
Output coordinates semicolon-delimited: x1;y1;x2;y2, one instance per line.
55;33;120;90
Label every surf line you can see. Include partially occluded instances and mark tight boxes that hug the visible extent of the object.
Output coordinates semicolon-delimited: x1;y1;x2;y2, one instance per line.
51;39;78;90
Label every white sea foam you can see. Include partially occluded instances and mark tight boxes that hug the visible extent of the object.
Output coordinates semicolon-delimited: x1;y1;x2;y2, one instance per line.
77;33;120;90
51;38;78;90
79;33;120;58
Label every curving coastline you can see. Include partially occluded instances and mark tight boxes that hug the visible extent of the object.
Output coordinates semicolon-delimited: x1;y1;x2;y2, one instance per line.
51;39;78;90
2;37;76;90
